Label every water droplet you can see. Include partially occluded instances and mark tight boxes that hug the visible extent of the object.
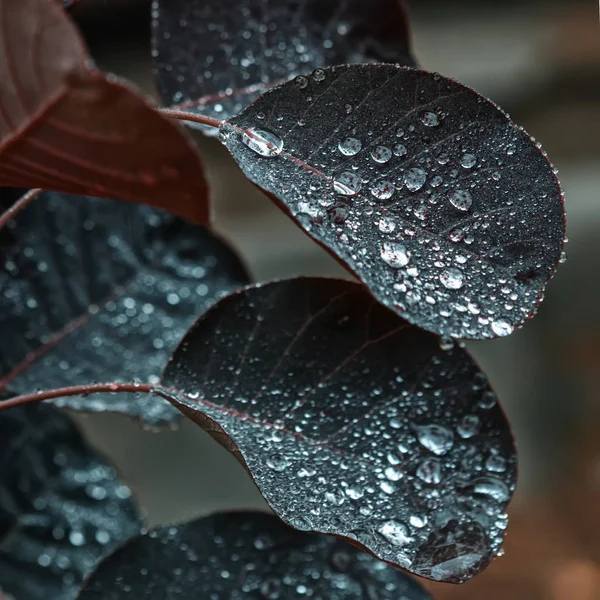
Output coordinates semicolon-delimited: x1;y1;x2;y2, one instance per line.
393;143;407;157
479;390;497;409
380;241;410;268
345;486;365;499
559;250;567;264
384;466;403;481
266;454;289;472
439;337;454;351
409;515;427;528
371;181;395;200
378;520;412;546
338;137;362;156
241;128;283;157
486;455;507;473
415;424;454;455
294;75;308;89
405;168;427;192
377;217;396;233
421;111;440;127
460;153;477;168
416;458;442;484
457;415;480;438
491;320;513;337
449;189;473;211
371;146;392;163
466;476;510;502
312;68;326;81
440;267;464;290
333;172;362;196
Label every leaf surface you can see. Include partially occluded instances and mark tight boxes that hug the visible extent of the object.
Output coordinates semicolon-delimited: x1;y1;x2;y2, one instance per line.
0;403;141;600
158;278;517;583
0;0;209;223
153;0;415;131
79;511;432;599
0;190;249;424
221;65;565;339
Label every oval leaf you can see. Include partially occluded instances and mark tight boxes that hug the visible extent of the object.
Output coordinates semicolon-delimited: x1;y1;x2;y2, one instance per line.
220;65;565;339
0;403;141;600
158;278;517;583
0;0;210;223
153;0;415;131
79;511;432;599
0;190;250;424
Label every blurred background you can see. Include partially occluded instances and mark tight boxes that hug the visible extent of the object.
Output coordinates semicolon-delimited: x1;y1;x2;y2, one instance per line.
69;1;599;598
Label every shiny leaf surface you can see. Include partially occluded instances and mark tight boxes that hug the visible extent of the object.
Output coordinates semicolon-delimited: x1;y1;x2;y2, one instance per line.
221;65;565;339
0;403;141;600
79;511;432;599
0;0;210;223
153;0;415;132
0;190;249;424
158;278;517;583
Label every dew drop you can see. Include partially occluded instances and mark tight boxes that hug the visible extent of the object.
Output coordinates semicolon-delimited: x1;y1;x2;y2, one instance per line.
440;267;464;290
491;320;513;337
345;486;365;500
377;217;396;233
486;455;507;473
371;146;392;163
449;189;473;211
266;454;289;472
338;137;362;156
461;153;477;168
405;168;427;192
312;68;326;81
294;75;308;89
416;458;442;484
421;111;440;127
457;415;480;439
380;241;410;268
393;143;407;157
333;172;362;196
384;466;403;481
371;181;395;200
415;424;454;455
241;128;283;158
378;520;412;546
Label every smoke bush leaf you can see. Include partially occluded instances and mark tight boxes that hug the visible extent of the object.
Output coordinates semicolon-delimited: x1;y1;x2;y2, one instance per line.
157;278;517;583
79;511;432;599
153;0;415;132
0;0;210;223
220;65;566;340
0;403;141;600
0;190;249;424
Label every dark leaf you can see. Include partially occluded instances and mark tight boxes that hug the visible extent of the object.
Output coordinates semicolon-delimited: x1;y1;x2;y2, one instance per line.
0;402;141;600
220;65;565;339
79;511;432;599
0;0;210;224
0;190;250;424
153;0;415;131
157;278;517;583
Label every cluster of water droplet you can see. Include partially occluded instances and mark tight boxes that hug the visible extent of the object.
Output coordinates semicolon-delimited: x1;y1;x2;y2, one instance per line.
226;65;564;339
0;405;140;598
80;512;431;599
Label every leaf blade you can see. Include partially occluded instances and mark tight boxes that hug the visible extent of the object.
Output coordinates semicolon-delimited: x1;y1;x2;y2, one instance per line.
158;278;517;583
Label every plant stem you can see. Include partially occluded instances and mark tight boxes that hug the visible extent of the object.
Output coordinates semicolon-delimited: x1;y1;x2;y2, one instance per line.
160;108;223;130
0;382;154;411
0;188;42;230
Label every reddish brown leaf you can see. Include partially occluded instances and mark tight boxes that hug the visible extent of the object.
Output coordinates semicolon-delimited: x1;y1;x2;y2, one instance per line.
0;0;209;223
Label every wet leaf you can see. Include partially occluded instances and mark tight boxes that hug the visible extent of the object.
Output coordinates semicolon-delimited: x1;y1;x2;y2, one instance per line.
157;278;517;583
220;65;566;340
0;190;249;424
0;402;141;600
153;0;415;132
0;0;210;224
79;510;432;599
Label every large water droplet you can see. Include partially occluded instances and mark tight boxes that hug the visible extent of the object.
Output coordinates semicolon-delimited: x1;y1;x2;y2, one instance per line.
491;320;513;337
338;137;362;156
380;241;410;268
241;128;283;157
465;476;510;502
457;415;480;439
371;146;392;163
421;111;440;127
405;168;427;192
371;181;395;200
449;189;473;211
378;520;412;546
333;172;362;196
461;153;477;168
415;424;454;455
416;458;442;484
266;454;289;471
440;267;464;290
393;143;407;157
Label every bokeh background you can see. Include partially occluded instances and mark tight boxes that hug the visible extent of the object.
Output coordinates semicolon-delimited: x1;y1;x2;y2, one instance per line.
69;1;600;598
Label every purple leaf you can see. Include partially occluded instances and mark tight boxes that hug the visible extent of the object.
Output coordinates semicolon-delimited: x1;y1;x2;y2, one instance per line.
220;65;566;340
157;278;517;583
79;511;432;599
0;190;249;425
152;0;415;132
0;402;141;600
